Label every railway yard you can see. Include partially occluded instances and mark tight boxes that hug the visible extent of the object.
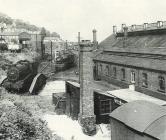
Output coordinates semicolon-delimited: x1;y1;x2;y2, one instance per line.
0;45;111;139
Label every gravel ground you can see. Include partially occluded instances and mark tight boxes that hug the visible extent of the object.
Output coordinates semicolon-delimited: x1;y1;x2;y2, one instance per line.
40;80;111;140
43;114;110;140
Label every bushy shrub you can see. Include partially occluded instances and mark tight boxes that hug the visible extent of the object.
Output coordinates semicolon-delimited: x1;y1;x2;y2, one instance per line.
0;100;52;140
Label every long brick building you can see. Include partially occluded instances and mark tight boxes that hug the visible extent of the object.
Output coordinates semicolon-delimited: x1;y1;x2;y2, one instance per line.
94;21;166;100
65;21;166;135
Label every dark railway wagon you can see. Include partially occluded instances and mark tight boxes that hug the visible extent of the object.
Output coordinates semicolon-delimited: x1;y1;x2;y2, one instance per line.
55;51;75;71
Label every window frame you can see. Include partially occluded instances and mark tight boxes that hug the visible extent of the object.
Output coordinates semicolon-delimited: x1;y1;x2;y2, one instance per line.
158;76;165;93
131;71;136;83
99;64;103;72
105;65;110;76
121;68;125;81
113;67;117;78
142;73;148;88
100;99;111;115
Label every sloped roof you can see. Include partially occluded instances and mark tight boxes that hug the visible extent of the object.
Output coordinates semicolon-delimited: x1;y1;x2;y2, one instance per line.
107;89;166;106
19;32;31;41
145;115;166;140
94;52;166;72
99;34;166;55
0;32;19;36
110;100;166;139
66;81;80;88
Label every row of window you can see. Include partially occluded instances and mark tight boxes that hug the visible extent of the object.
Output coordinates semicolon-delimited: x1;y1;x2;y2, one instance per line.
98;64;166;92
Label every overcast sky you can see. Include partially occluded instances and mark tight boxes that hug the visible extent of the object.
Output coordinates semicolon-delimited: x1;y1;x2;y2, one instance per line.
0;0;166;42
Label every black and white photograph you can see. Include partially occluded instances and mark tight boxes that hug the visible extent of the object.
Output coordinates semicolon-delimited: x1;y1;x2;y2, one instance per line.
0;0;166;139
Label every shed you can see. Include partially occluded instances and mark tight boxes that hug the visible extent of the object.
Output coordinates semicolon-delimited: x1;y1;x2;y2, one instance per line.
65;81;80;120
107;89;166;106
110;100;166;140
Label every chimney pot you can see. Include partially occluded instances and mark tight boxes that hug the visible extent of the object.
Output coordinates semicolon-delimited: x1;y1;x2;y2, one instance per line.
124;27;128;37
113;26;117;34
132;24;136;30
121;24;126;32
157;21;163;28
143;23;148;30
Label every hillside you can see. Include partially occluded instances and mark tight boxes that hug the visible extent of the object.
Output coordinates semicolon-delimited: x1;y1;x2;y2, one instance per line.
0;12;60;37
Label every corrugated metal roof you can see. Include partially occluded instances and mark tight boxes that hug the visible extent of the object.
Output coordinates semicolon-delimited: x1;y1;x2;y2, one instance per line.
145;116;166;140
110;100;166;133
94;53;166;72
107;89;166;106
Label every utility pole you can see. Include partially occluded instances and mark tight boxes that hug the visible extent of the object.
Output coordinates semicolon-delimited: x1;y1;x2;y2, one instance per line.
36;34;38;52
50;40;53;63
78;32;81;83
65;40;68;50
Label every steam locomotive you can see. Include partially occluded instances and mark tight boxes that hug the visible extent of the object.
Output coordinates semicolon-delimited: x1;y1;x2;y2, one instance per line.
55;51;75;71
1;60;46;94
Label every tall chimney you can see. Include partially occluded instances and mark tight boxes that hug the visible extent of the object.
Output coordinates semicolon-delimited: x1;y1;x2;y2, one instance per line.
92;29;97;44
79;41;96;135
123;27;128;48
78;32;80;44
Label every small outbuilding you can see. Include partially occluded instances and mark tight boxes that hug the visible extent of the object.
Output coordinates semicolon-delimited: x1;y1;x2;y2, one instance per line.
65;81;80;120
110;100;166;140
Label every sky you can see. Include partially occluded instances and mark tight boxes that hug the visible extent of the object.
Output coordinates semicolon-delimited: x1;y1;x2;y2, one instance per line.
0;0;166;42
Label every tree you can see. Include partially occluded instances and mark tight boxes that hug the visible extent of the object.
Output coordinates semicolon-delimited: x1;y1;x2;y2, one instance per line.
40;27;46;40
46;30;51;37
51;32;60;38
0;12;13;25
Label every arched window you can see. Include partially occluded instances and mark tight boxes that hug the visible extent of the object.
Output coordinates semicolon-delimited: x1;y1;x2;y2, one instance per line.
142;73;148;87
105;65;109;76
100;64;103;72
121;68;125;80
158;76;165;92
113;67;117;78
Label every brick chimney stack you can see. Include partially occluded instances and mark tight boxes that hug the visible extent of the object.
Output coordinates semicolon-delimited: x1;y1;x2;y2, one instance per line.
78;40;96;136
78;32;81;44
92;29;97;44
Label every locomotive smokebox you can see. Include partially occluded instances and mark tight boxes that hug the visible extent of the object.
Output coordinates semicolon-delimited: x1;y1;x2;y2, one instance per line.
7;60;32;82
